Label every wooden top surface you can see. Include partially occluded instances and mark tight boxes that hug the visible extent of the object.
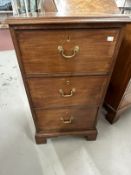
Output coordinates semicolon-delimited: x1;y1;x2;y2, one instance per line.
7;0;130;25
55;0;119;16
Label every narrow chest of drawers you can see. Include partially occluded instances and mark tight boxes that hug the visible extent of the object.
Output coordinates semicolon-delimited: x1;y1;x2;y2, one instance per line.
9;23;123;143
8;0;130;144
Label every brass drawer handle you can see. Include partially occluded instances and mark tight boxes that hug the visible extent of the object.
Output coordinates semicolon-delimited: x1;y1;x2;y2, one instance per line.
59;88;76;97
58;45;79;59
60;116;74;124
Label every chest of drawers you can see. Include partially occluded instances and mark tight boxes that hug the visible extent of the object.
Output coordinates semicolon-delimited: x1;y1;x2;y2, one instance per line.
8;0;130;143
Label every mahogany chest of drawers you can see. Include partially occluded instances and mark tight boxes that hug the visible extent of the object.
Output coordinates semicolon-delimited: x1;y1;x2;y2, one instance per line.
8;0;130;143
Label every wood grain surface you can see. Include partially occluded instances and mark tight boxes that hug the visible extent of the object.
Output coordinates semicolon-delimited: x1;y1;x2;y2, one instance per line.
7;0;130;25
34;107;98;131
55;0;119;15
104;25;131;123
27;76;107;108
17;29;119;75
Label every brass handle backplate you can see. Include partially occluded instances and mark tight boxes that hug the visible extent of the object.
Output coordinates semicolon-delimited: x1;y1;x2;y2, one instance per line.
58;45;79;59
59;88;76;97
60;116;74;124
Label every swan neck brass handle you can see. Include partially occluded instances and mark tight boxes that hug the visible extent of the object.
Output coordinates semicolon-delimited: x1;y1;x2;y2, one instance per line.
60;116;74;124
59;88;76;97
58;45;79;59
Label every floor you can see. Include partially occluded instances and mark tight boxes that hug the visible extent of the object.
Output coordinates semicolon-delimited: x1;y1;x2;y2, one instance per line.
0;50;131;175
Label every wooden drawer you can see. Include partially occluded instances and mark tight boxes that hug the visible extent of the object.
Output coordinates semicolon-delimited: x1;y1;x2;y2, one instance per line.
27;76;107;108
35;107;98;132
17;29;119;75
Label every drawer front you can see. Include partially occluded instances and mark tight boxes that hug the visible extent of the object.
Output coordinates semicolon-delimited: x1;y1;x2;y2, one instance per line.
35;107;98;131
27;76;107;108
18;29;119;75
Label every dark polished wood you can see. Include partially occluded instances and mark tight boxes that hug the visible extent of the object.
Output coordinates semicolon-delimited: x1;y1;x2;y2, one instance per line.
8;0;130;143
17;29;119;75
35;107;98;131
35;129;98;144
104;25;131;124
7;0;130;25
27;76;107;108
